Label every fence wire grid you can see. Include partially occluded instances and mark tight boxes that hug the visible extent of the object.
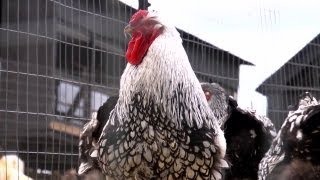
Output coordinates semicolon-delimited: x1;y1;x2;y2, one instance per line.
0;0;319;179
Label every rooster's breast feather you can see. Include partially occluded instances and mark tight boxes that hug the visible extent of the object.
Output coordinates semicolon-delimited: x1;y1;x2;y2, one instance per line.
96;88;227;179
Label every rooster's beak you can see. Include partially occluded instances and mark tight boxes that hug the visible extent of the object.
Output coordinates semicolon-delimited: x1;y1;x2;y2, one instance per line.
124;24;133;34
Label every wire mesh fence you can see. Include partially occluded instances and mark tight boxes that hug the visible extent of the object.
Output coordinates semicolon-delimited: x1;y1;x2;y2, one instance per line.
1;0;131;178
0;0;319;179
257;34;320;129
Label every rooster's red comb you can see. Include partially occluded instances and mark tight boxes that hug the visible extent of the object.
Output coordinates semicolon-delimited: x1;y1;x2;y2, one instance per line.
129;10;149;24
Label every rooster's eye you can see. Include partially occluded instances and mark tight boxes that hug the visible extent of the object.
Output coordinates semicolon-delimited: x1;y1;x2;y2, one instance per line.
204;91;211;101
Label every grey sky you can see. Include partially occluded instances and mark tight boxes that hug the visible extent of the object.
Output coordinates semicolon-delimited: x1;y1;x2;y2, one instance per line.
121;0;320;115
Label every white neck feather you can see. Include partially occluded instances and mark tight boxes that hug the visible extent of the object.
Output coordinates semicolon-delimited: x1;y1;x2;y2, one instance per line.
113;26;219;130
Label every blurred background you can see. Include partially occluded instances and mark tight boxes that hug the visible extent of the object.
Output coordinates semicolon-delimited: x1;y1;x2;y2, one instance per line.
0;0;319;179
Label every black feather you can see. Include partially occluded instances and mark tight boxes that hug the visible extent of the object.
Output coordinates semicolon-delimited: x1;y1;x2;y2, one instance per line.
96;91;223;179
201;82;276;180
223;97;276;180
78;96;119;176
92;96;119;140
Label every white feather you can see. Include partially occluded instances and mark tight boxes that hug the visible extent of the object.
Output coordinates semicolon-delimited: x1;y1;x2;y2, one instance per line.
115;18;219;130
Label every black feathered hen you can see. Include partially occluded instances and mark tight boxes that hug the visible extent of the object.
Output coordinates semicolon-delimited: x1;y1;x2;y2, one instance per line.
77;96;119;178
258;92;320;180
201;82;276;180
92;96;119;141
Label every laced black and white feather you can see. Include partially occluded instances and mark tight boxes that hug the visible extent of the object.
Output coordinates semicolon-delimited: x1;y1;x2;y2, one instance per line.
78;11;227;180
258;92;320;180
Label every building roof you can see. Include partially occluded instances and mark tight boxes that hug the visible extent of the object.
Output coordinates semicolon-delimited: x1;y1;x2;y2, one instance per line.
178;29;253;66
118;0;253;66
256;33;320;95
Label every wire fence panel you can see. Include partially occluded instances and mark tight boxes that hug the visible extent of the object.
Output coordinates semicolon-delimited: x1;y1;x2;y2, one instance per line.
0;0;133;178
0;0;319;179
257;34;320;129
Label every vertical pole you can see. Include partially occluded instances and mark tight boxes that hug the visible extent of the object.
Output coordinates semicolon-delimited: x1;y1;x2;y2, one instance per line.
138;0;150;10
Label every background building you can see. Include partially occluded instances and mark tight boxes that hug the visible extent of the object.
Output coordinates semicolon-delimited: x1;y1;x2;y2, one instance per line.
256;33;320;129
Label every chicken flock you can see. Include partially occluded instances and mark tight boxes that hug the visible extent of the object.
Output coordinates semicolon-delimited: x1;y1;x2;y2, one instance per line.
61;9;320;180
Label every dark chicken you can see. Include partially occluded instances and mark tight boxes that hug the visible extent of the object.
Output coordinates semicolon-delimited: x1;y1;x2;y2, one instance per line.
201;82;276;180
78;96;119;177
258;92;320;180
92;96;119;142
62;96;118;180
78;10;227;179
201;83;229;127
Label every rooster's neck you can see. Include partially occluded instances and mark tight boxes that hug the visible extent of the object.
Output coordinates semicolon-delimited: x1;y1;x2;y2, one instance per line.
116;28;218;130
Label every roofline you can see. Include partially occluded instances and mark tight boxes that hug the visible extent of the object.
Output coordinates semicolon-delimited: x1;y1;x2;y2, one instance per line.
176;28;254;66
118;1;254;66
256;33;320;95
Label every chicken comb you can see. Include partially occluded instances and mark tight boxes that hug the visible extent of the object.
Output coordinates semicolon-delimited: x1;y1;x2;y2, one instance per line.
129;10;148;24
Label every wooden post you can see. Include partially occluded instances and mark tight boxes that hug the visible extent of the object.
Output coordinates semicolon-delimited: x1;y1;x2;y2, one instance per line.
138;0;150;10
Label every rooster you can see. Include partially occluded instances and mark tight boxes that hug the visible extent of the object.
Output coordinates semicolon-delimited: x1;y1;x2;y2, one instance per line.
258;92;320;180
78;10;227;179
201;82;276;180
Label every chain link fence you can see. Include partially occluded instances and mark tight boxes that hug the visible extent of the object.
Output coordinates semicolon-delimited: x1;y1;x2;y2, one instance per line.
0;0;319;179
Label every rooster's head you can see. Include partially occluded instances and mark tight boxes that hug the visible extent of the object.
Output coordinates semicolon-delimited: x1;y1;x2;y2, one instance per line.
124;10;164;65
